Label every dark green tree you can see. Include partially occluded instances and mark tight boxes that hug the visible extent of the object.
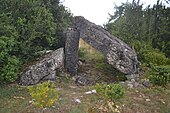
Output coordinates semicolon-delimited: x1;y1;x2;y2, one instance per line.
0;13;20;83
41;0;73;48
105;0;170;57
0;0;73;83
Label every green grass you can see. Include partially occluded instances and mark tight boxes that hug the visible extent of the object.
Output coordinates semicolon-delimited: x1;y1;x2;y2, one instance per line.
0;80;170;113
0;84;30;113
119;85;170;113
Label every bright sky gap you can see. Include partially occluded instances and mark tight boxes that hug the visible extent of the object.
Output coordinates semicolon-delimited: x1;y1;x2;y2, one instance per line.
62;0;167;25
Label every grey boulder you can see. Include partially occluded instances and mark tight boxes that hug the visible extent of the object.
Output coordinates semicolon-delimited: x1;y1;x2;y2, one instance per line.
20;48;64;85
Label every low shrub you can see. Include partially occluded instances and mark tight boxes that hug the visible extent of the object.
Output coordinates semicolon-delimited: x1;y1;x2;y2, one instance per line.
142;50;168;66
0;56;20;83
95;83;125;101
131;41;168;66
147;66;170;86
28;81;59;108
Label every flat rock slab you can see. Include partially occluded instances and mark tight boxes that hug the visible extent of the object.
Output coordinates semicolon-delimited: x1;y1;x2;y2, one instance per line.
20;48;64;85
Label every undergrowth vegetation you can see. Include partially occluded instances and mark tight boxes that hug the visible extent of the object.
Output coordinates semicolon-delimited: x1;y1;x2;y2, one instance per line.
28;81;59;108
95;83;125;102
146;65;170;86
0;56;20;83
142;50;168;66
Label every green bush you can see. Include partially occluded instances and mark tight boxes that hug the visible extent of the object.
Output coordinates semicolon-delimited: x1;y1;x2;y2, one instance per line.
0;56;20;83
95;83;125;101
147;66;170;86
131;41;168;66
0;36;20;83
28;81;59;108
142;50;168;66
131;41;153;54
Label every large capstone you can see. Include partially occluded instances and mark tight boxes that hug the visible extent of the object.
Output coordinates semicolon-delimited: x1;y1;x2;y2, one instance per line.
65;16;140;78
20;48;64;85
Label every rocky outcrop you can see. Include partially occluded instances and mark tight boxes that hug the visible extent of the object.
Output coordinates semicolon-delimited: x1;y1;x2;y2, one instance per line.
65;16;140;78
20;48;64;85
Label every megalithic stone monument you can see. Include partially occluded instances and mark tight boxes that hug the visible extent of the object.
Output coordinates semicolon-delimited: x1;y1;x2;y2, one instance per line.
20;16;140;86
65;16;140;78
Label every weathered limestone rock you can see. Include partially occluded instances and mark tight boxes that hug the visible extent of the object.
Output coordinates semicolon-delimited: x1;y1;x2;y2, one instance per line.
20;48;64;85
65;16;140;78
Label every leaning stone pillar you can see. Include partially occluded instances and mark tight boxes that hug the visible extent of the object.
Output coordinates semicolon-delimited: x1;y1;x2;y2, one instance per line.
64;28;80;76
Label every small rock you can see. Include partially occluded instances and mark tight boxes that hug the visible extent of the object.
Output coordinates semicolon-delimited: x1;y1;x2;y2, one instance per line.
43;108;47;111
160;99;165;104
29;100;34;104
78;60;83;66
52;106;56;108
162;101;165;104
142;79;151;88
131;79;136;82
85;89;96;94
75;76;90;86
146;99;151;102
13;96;25;99
75;99;81;104
127;83;133;88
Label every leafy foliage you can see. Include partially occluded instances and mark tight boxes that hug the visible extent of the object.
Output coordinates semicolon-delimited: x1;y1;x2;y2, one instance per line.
147;66;170;86
0;0;72;83
1;0;57;61
0;56;20;83
0;14;20;83
41;0;73;48
95;83;125;101
28;81;59;108
106;0;170;58
130;40;169;66
142;50;168;66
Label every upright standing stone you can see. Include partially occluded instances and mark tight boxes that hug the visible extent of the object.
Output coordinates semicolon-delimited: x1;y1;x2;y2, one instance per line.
65;28;80;76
